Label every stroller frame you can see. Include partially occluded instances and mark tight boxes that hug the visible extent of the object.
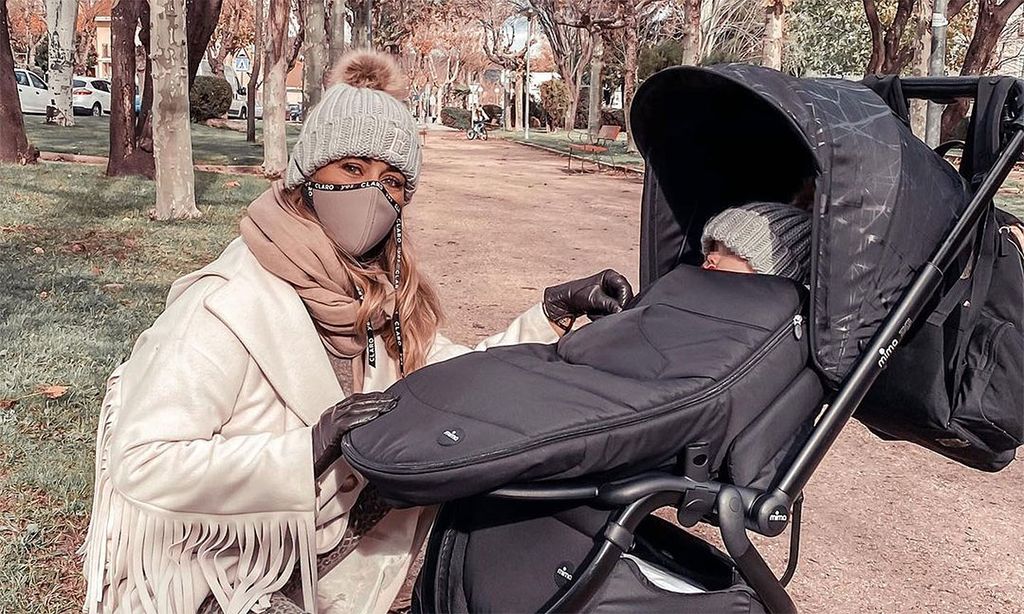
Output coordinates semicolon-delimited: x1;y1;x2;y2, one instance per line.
467;76;1024;614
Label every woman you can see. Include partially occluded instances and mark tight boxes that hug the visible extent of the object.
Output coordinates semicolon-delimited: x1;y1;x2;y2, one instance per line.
80;51;633;614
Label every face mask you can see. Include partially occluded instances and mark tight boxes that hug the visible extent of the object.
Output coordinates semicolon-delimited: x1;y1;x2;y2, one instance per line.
302;178;407;375
303;180;401;257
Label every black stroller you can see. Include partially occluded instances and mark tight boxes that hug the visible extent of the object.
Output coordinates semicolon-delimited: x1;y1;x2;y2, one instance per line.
342;65;1024;613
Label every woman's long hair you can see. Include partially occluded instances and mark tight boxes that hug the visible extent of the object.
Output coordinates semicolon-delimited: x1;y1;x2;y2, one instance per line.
282;187;443;373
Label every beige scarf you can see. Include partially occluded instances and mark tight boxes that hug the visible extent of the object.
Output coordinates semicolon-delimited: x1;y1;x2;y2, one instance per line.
240;182;393;392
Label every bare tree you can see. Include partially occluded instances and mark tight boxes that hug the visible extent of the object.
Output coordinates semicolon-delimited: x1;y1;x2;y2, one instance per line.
44;0;78;125
205;0;256;78
150;0;200;219
304;0;329;112
262;0;289;177
476;1;525;129
526;0;594;129
0;0;38;164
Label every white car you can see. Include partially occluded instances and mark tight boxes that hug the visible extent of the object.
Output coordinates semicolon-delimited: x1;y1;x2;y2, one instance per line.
228;92;263;119
73;76;111;116
14;68;52;114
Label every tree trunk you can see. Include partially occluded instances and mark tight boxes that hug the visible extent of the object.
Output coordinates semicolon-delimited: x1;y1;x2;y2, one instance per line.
248;0;263;143
512;72;522;130
910;0;932;138
107;0;155;178
186;0;224;88
327;0;346;68
565;81;579;131
681;0;702;65
587;30;603;134
351;0;368;48
150;0;200;219
761;0;785;70
303;0;328;114
45;0;78;125
262;0;289;177
137;8;155;157
623;13;638;153
0;0;37;164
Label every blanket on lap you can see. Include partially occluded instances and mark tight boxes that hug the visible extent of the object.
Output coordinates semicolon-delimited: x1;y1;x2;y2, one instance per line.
343;265;809;507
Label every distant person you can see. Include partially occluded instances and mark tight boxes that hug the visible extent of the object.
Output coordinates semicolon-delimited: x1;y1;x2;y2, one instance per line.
79;50;632;614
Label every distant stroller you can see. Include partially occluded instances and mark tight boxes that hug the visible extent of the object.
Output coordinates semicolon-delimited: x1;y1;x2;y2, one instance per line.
343;65;1024;613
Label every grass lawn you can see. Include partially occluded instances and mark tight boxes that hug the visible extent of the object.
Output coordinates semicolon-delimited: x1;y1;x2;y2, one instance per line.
0;161;268;613
492;128;645;171
21;115;301;166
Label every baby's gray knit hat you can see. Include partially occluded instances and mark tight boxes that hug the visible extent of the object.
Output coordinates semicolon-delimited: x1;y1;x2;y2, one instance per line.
285;51;421;198
701;202;812;283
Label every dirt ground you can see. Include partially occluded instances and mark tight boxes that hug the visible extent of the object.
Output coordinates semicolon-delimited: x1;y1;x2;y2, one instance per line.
405;131;1024;613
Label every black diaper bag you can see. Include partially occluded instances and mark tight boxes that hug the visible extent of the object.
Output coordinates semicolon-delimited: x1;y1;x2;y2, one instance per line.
856;207;1024;471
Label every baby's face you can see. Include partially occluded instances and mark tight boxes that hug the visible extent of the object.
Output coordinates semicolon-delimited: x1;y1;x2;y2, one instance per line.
702;242;755;274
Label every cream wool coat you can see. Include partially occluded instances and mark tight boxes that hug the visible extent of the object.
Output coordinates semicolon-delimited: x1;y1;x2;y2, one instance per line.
81;237;558;614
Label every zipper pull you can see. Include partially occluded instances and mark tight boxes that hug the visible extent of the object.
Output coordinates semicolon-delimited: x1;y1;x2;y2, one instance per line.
792;314;804;340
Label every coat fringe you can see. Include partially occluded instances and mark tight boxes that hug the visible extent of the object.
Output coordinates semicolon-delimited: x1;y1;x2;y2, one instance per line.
79;367;318;614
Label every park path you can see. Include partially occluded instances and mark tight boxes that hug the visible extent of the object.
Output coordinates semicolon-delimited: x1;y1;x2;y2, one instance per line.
405;132;1024;613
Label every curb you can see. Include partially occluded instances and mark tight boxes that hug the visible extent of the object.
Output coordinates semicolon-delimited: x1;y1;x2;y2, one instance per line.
502;138;644;176
39;151;265;176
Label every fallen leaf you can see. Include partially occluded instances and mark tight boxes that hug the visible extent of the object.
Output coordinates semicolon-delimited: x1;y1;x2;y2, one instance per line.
224;180;241;188
32;246;44;255
69;242;85;252
37;384;68;399
38;291;49;300
0;399;16;410
147;208;158;220
102;282;125;293
89;265;103;276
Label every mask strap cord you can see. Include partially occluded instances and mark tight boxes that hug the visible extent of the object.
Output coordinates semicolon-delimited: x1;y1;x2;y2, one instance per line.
391;208;405;377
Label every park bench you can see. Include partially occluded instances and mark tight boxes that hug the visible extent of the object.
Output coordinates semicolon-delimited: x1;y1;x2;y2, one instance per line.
567;125;622;171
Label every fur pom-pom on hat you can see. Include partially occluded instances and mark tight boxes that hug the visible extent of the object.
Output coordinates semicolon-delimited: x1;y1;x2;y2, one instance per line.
326;51;409;99
285;50;421;196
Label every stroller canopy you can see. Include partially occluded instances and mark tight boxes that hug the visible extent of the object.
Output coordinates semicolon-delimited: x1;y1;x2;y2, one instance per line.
631;64;968;385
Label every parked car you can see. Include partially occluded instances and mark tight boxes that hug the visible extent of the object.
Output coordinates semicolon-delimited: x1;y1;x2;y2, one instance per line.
13;68;52;114
228;90;263;120
72;76;111;116
287;102;302;122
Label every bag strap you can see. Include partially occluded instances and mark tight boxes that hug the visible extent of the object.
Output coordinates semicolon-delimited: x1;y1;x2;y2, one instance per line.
926;217;989;326
951;212;999;393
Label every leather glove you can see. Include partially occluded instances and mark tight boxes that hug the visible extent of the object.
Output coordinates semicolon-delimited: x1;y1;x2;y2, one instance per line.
311;391;398;476
543;269;635;333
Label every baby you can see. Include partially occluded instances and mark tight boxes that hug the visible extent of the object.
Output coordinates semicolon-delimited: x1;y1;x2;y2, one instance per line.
700;202;812;284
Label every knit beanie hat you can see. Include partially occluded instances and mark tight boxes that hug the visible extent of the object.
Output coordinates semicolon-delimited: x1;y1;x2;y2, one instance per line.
285;51;421;200
701;202;812;283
